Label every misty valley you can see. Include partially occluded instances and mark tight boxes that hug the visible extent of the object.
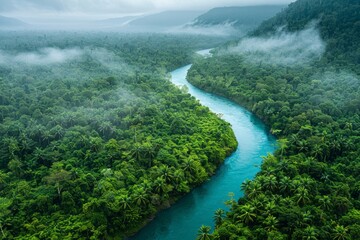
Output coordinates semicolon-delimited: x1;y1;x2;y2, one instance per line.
1;0;360;239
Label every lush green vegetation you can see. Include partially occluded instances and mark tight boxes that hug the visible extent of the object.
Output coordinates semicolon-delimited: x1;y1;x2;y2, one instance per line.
252;0;360;72
188;0;360;239
0;32;237;239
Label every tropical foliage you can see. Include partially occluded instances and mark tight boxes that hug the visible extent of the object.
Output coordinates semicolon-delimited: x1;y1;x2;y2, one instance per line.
188;0;360;239
0;32;237;239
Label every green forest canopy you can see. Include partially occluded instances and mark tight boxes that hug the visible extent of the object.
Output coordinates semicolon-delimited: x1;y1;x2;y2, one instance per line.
188;0;360;239
0;32;237;239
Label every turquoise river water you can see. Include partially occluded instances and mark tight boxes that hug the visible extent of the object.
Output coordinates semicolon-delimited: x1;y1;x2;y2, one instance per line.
132;62;276;240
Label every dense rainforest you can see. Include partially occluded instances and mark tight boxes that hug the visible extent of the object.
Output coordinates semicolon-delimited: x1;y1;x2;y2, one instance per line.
188;0;360;239
0;32;238;239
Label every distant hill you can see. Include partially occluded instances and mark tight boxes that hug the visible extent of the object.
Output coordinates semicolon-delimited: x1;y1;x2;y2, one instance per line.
0;15;27;28
127;11;204;28
253;0;360;66
95;11;204;32
97;16;137;27
190;5;285;31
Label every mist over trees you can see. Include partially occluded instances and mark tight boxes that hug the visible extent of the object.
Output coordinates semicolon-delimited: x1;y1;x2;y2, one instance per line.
0;32;237;239
188;0;360;239
227;23;325;66
0;0;359;239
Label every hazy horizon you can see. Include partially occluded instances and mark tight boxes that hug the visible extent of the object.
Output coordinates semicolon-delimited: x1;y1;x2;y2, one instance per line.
1;0;295;22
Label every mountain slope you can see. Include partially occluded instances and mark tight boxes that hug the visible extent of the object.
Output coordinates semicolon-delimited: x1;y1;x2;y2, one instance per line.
96;16;137;28
128;11;203;28
0;15;27;28
252;0;360;67
191;6;285;31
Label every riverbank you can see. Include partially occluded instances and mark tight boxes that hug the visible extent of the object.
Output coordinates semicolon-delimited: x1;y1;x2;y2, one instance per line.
131;63;276;240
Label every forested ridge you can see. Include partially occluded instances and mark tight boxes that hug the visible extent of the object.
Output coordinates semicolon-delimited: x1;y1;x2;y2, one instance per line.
188;0;360;239
252;0;360;73
191;5;285;31
0;33;237;239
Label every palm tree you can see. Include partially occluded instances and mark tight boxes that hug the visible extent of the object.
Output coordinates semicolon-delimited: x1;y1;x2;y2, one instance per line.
311;144;323;160
329;139;341;160
300;176;315;193
153;177;167;195
251;198;264;211
247;181;263;199
19;133;33;153
142;141;156;160
197;225;212;240
297;211;313;227
344;122;352;130
64;113;76;127
279;196;294;207
298;140;309;153
139;179;153;194
264;215;278;231
302;226;318;240
263;175;278;191
118;195;132;210
172;169;189;193
173;169;185;185
158;165;174;183
261;154;278;171
41;130;52;145
332;225;349;240
7;158;23;177
98;121;114;138
182;158;196;174
277;138;289;158
289;134;300;145
279;176;293;195
89;136;103;152
131;142;143;161
213;209;225;227
132;188;149;207
321;173;331;183
50;125;65;139
3;137;19;158
236;204;257;224
264;201;276;216
294;186;310;205
28;124;45;142
241;179;252;194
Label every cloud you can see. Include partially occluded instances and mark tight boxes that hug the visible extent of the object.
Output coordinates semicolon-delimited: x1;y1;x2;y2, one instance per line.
0;47;133;81
0;0;154;14
0;48;83;65
87;48;132;72
1;0;295;15
168;23;241;36
150;0;293;11
0;0;66;12
227;23;326;66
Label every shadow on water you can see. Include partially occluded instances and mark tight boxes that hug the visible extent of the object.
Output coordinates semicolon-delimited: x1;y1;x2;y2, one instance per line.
132;64;276;240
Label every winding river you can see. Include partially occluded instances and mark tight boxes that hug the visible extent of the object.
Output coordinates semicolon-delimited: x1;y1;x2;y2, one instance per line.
132;52;276;240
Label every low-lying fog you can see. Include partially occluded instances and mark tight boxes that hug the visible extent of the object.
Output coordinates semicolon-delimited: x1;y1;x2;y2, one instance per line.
225;22;325;66
0;0;295;34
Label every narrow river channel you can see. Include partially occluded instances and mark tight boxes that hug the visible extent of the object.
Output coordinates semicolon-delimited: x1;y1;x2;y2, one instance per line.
132;57;276;240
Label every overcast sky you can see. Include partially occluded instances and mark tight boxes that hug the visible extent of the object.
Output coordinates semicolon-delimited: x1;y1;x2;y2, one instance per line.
1;0;295;20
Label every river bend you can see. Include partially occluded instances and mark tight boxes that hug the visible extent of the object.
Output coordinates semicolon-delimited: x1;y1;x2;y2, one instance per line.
132;60;276;240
